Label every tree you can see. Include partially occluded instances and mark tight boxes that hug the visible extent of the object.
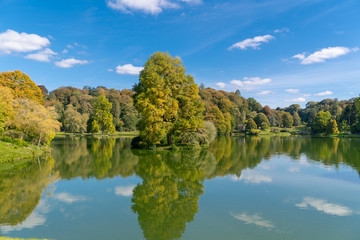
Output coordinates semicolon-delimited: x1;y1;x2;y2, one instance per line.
293;112;301;126
326;119;339;134
7;98;61;145
246;118;257;131
0;71;44;104
339;120;350;133
254;113;270;127
64;105;88;133
247;98;262;112
269;115;277;127
91;95;115;134
312;111;331;133
282;112;294;128
0;87;14;135
134;52;204;145
235;89;241;96
262;105;272;118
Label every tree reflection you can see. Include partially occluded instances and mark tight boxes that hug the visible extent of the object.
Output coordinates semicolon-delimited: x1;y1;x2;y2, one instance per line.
131;150;215;240
0;155;57;226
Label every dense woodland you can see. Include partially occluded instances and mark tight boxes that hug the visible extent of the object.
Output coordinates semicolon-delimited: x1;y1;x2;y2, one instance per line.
0;54;360;147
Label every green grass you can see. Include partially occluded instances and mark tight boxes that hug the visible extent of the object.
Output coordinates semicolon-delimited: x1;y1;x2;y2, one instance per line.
0;237;47;240
56;131;139;138
0;141;45;163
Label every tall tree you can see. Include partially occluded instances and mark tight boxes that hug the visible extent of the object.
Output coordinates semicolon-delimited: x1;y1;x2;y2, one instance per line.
312;111;331;133
0;87;14;135
293;112;301;126
282;112;294;128
134;52;204;145
91;95;115;134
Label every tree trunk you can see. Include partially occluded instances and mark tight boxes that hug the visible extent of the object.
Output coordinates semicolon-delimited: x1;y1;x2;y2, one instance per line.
167;133;173;146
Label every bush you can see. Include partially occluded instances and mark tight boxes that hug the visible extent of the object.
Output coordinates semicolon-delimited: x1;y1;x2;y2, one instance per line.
12;138;29;147
247;129;260;135
0;136;12;142
280;129;290;133
261;122;270;131
271;128;280;134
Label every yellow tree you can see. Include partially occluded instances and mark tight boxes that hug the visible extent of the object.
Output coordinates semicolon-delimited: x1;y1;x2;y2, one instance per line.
0;87;14;135
134;52;204;145
0;70;44;104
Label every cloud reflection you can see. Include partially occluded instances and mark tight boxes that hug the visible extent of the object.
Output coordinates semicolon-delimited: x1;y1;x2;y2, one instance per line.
114;185;136;197
296;197;353;216
231;212;275;229
231;171;272;184
52;192;86;203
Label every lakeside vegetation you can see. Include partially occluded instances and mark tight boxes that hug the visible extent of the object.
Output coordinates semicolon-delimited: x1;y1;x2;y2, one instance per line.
1;52;360;159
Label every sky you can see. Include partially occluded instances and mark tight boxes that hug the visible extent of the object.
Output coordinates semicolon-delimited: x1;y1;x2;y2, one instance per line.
0;0;359;108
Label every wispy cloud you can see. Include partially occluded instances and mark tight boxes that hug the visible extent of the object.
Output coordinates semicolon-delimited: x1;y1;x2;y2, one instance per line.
25;48;57;62
274;28;290;33
215;82;226;89
284;97;306;103
231;212;275;229
257;90;272;95
115;64;143;75
314;90;333;96
115;185;136;197
229;34;274;50
292;47;356;64
106;0;201;15
0;29;50;54
230;77;272;90
296;197;353;216
54;58;88;68
285;89;300;94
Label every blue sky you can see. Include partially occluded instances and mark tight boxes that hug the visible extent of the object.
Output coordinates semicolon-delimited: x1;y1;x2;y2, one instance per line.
0;0;359;108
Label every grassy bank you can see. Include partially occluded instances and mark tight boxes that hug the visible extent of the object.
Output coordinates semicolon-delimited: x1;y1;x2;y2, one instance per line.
0;237;47;240
56;131;139;138
0;141;45;163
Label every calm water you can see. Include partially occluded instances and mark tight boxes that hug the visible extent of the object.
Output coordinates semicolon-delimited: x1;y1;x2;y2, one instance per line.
1;136;360;239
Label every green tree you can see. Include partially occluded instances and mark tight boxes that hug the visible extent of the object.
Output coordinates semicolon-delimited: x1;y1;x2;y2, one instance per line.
326;119;339;134
134;52;204;145
91;95;115;134
293;112;301;126
0;70;44;104
282;112;294;128
339;120;350;133
64;105;88;133
254;113;270;127
246;118;257;131
312;111;331;133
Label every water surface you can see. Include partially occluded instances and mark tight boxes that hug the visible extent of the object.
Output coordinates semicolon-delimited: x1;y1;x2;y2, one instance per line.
1;136;360;239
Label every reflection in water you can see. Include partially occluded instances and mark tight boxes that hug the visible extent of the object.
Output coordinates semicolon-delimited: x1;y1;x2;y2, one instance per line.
0;155;57;226
131;150;213;240
2;136;360;238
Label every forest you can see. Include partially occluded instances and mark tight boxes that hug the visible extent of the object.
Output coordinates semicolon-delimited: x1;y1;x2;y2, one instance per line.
0;53;360;148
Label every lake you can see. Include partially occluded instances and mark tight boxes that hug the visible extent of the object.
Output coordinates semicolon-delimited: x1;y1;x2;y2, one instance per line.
1;136;360;239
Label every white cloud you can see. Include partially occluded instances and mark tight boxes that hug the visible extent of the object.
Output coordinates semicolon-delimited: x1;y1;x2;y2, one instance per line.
62;49;69;54
115;185;136;197
229;34;274;50
54;58;88;68
52;192;86;203
230;77;272;90
231;212;275;229
314;90;333;96
285;89;300;94
296;197;353;216
285;97;306;103
106;0;202;14
0;29;50;54
115;64;143;75
274;28;290;33
293;47;354;64
215;82;226;89
231;171;272;184
303;94;311;97
25;48;57;62
257;90;272;95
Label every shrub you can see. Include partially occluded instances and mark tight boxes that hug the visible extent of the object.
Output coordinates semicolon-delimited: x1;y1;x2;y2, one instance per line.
0;136;12;142
12;138;29;147
271;128;280;134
